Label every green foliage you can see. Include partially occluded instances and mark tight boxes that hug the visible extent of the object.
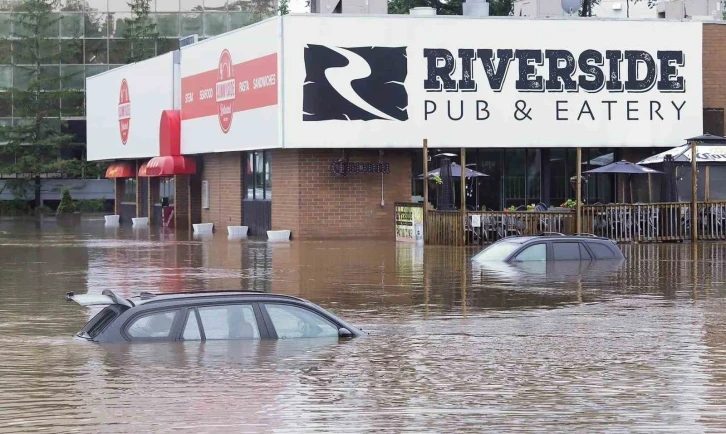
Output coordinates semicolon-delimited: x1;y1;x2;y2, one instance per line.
0;0;79;205
74;199;105;212
278;0;290;14
561;199;580;208
123;0;158;63
56;187;76;213
0;199;32;215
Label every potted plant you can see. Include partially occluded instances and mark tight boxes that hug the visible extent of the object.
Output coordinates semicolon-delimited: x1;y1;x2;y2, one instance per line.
526;204;535;211
560;199;580;209
427;174;442;188
56;187;81;225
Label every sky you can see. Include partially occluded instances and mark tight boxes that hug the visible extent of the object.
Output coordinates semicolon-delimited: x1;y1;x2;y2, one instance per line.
289;0;310;13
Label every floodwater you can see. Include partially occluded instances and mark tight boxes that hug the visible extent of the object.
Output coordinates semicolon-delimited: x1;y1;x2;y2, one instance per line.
1;218;726;433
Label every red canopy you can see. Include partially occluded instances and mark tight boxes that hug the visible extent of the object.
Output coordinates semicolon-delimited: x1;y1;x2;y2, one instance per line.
105;162;135;178
145;155;197;177
138;162;149;177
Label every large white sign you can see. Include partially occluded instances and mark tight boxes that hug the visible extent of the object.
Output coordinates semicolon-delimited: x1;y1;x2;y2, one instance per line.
86;53;176;161
282;16;703;148
180;18;280;155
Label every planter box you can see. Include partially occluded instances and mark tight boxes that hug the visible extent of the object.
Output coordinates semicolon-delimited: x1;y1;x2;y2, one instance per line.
193;223;214;234
227;226;248;237
132;217;149;227
104;215;120;225
267;230;290;241
56;212;81;225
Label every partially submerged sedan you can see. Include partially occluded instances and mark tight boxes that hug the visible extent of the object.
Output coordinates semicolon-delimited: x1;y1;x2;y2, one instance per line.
67;290;365;343
472;234;624;263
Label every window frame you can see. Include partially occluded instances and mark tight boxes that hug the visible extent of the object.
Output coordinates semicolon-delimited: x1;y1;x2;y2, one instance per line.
551;241;583;261
179;303;269;341
510;242;548;262
244;150;271;201
258;302;342;340
122;308;183;341
587;241;618;260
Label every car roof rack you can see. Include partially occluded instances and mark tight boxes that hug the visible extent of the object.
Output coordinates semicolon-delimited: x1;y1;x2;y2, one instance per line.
539;232;565;236
574;233;600;238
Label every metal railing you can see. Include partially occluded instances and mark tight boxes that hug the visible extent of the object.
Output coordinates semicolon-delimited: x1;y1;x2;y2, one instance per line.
420;202;726;245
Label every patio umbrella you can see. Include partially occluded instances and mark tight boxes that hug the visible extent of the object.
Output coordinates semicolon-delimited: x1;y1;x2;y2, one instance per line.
584;160;663;203
417;162;489;179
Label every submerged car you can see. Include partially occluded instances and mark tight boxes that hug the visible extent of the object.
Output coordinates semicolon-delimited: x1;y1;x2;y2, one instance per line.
67;290;365;343
472;234;624;263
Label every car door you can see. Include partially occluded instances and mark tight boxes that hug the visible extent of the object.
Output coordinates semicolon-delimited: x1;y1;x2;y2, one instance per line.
259;302;341;339
177;303;270;341
509;242;548;263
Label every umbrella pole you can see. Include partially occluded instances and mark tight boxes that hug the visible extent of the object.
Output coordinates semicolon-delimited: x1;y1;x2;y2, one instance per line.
461;148;466;246
423;139;428;245
691;140;698;243
576;147;582;234
648;174;652;203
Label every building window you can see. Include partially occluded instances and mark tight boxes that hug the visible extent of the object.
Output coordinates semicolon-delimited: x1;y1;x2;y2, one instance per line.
122;178;136;203
201;180;209;209
245;150;271;200
160;177;175;206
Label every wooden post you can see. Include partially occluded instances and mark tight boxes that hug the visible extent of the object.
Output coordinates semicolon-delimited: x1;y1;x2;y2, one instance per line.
648;174;652;203
423;139;428;245
691;140;698;242
460;147;466;246
575;147;582;234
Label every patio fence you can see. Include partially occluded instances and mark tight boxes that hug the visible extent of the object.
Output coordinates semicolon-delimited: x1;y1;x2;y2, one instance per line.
419;201;726;245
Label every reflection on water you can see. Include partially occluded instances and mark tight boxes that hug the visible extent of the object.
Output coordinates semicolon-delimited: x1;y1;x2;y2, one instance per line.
1;219;726;432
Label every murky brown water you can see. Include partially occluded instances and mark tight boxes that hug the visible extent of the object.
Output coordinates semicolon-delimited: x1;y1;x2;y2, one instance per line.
1;217;726;432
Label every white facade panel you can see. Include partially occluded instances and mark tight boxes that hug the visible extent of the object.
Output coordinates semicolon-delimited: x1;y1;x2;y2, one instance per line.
180;18;281;155
281;15;703;149
86;52;176;161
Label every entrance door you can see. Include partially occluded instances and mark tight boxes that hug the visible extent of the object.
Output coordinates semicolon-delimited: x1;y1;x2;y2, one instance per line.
243;151;272;235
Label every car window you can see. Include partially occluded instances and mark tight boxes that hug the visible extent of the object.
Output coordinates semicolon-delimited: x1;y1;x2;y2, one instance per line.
553;242;582;260
579;243;592;260
589;242;616;259
472;242;521;262
127;310;179;339
183;310;201;340
197;305;260;340
513;244;546;262
264;304;339;339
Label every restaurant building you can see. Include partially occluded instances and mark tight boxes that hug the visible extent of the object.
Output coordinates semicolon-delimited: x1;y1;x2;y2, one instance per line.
87;14;719;240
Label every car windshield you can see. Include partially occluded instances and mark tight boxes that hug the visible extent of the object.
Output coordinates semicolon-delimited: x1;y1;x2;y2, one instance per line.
472;242;522;262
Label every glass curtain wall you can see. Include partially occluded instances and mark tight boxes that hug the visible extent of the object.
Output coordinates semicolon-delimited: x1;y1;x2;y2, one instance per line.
0;0;275;171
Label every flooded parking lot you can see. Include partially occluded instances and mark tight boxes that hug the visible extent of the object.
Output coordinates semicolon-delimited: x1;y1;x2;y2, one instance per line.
1;218;726;432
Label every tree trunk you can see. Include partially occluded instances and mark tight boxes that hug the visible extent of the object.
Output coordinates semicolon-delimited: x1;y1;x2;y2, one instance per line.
34;176;41;208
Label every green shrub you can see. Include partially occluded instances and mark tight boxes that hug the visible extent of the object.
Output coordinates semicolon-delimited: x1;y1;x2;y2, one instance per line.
56;188;76;214
75;199;105;213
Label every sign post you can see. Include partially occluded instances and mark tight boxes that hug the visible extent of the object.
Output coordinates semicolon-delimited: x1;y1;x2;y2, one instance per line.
423;138;428;245
691;140;698;243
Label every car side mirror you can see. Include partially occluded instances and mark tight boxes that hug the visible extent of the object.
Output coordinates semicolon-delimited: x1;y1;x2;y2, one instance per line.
338;328;353;338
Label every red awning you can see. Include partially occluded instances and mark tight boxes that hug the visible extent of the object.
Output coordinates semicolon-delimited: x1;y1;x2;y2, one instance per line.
105;162;136;178
138;162;149;177
145;155;197;177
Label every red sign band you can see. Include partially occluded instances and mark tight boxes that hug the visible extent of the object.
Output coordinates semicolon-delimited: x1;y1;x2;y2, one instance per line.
181;52;278;133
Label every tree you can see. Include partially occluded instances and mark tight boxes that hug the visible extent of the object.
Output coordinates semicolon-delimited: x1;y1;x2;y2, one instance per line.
0;0;78;207
56;187;76;213
123;0;158;63
278;0;290;14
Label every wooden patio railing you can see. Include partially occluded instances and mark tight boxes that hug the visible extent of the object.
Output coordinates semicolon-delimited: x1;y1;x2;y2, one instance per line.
419;201;726;245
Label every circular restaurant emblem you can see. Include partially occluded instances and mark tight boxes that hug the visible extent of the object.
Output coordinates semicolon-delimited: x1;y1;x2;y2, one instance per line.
118;79;131;145
216;49;235;133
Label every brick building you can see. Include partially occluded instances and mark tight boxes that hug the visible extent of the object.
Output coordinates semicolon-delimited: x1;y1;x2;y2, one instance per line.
87;15;718;240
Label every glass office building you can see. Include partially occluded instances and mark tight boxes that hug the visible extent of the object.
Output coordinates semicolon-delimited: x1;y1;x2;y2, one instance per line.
0;0;275;169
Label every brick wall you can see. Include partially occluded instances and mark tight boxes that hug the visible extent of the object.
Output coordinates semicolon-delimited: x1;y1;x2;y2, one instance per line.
271;149;412;240
704;25;726;130
114;178;124;216
201;152;243;232
271;149;301;236
175;174;190;231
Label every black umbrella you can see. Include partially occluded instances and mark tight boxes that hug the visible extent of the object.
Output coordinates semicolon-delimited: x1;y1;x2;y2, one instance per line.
584;161;662;203
583;160;663;175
